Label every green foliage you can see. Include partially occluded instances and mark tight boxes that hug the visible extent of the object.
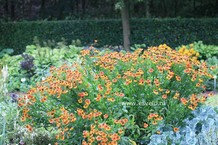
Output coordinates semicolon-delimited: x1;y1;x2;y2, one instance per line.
0;49;14;59
192;41;218;59
0;39;83;93
0;18;217;54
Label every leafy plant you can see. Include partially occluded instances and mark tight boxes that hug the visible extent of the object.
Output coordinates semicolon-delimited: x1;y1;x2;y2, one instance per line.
0;48;14;59
177;41;218;60
0;38;83;93
192;41;218;59
148;106;218;145
130;44;146;51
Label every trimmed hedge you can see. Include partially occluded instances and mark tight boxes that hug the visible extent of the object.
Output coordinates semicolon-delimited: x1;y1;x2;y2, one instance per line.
0;18;218;54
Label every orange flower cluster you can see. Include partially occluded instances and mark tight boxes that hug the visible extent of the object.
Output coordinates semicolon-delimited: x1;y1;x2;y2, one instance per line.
19;44;212;144
147;113;163;125
188;94;200;110
77;108;102;120
48;107;77;140
82;123;123;145
114;118;128;126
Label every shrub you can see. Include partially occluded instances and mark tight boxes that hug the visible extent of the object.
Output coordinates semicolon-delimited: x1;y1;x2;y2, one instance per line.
19;44;212;144
0;18;217;54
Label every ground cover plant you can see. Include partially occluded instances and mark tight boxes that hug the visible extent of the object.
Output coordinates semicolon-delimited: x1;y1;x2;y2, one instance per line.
149;106;218;145
17;44;214;144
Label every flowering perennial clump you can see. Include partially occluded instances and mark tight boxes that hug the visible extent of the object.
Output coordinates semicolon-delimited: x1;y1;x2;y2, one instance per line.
19;44;212;144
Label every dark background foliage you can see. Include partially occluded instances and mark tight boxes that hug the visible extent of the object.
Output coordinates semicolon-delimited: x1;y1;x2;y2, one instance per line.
0;0;217;21
0;18;217;54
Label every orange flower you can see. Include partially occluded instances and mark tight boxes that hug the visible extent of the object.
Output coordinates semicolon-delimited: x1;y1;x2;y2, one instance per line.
104;114;108;119
143;123;148;128
162;94;167;99
118;129;124;134
26;124;33;132
78;98;83;103
173;127;179;132
83;130;89;138
153;90;158;95
138;78;145;85
96;135;101;141
40;96;47;103
152;121;158;125
145;79;151;85
98;85;103;91
85;99;91;105
176;76;181;81
165;90;170;94
149;68;154;73
20;116;26;122
196;83;201;87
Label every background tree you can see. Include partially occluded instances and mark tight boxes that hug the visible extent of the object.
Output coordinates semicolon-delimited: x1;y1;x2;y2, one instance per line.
115;0;144;51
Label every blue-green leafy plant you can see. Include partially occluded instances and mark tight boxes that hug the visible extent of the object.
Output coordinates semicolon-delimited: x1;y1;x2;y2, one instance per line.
149;106;218;145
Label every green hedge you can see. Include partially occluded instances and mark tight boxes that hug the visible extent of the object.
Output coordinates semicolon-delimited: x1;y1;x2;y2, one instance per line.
0;18;217;54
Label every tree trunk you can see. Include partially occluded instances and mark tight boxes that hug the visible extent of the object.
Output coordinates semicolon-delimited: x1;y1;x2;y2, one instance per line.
121;2;130;51
146;0;150;18
11;0;15;20
40;0;45;19
76;0;79;15
162;0;167;17
4;0;9;18
82;0;86;19
57;1;64;19
193;0;196;10
174;0;178;17
215;0;218;15
29;0;32;20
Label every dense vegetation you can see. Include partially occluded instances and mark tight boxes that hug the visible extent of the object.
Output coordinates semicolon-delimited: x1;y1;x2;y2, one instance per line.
0;40;218;144
0;0;217;144
0;18;217;54
0;0;217;21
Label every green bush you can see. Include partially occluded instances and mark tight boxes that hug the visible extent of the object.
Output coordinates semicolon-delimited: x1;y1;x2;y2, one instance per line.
0;18;217;54
192;41;218;59
19;45;211;144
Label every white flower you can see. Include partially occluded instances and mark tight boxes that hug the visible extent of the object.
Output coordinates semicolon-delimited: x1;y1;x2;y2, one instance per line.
21;78;26;82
